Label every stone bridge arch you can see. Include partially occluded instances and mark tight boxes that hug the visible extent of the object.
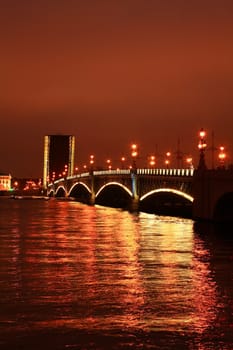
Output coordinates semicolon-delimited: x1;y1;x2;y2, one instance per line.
95;182;133;209
55;185;67;197
139;187;194;218
48;189;54;197
68;182;92;204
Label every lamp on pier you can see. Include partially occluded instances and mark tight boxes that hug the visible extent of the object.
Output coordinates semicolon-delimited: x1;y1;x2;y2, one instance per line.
165;152;171;168
218;146;226;168
89;155;94;172
198;128;207;169
131;143;138;171
121;156;126;169
106;159;112;170
149;155;156;168
186;157;193;169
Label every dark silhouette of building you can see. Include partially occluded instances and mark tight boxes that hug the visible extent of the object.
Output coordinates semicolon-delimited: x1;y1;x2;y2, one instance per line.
43;135;75;187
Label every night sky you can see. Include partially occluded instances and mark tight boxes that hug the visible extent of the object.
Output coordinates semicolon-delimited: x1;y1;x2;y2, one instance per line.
1;0;233;178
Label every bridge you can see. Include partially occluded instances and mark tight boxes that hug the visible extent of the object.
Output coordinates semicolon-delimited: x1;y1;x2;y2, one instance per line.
47;166;233;222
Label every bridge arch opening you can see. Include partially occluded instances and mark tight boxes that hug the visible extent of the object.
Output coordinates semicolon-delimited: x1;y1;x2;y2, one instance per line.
95;182;132;209
55;186;67;198
213;192;233;222
48;189;54;197
139;188;193;218
69;182;92;204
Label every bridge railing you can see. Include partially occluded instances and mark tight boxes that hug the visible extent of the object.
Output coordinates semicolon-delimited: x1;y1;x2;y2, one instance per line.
92;168;194;177
93;169;131;176
51;168;194;186
137;168;194;176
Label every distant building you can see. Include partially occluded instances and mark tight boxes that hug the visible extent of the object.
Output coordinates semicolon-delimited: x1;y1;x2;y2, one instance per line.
43;135;75;187
0;173;12;191
12;178;42;191
11;177;43;195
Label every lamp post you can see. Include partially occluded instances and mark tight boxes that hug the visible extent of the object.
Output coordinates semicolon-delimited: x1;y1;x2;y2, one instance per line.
121;156;126;169
165;152;171;168
218;146;226;168
89;155;94;172
130;143;139;211
198;128;207;169
131;143;138;171
149;155;156;168
186;157;193;169
63;164;68;179
106;159;111;170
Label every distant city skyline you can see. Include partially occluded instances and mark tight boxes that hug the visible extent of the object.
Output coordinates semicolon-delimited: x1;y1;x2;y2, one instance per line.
1;0;233;177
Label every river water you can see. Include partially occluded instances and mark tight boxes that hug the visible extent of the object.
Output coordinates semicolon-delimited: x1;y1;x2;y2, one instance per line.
0;198;233;349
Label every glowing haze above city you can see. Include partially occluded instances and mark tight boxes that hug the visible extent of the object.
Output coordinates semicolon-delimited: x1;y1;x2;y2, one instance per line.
1;0;233;177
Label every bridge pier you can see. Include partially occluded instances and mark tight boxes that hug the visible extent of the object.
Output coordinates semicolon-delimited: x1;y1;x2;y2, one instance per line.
130;170;139;212
192;169;209;221
129;196;139;212
90;171;95;206
192;168;233;222
89;193;95;206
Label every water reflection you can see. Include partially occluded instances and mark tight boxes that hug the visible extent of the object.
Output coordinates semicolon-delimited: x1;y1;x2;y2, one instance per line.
0;200;233;349
193;221;233;348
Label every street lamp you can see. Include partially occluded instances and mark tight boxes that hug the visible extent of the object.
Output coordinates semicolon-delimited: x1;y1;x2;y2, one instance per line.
89;155;94;171
165;152;171;168
218;146;226;167
121;156;126;169
149;155;156;168
186;157;193;169
131;143;138;170
106;159;111;170
198;128;207;169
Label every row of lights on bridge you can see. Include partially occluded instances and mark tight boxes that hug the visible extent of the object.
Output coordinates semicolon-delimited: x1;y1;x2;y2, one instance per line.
84;130;227;172
78;146;192;173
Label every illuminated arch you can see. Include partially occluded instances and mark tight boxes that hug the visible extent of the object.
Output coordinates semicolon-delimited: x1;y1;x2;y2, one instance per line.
140;188;194;203
95;182;133;198
55;185;67;197
47;189;54;197
68;182;92;196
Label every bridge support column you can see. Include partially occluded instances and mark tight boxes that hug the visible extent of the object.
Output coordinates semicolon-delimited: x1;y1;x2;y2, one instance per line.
90;171;95;206
130;170;139;212
192;169;212;221
130;196;139;212
89;193;95;206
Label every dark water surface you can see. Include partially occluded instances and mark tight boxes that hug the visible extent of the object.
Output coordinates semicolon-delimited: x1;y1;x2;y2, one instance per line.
0;198;233;349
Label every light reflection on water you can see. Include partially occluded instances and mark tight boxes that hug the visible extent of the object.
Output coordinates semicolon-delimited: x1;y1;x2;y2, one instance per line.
0;199;233;349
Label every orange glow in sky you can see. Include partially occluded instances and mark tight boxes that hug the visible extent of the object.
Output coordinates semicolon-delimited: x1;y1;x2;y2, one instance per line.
1;0;233;176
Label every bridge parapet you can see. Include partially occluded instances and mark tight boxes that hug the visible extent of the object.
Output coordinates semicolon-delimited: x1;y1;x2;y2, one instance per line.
67;172;90;180
94;169;130;176
137;168;194;177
